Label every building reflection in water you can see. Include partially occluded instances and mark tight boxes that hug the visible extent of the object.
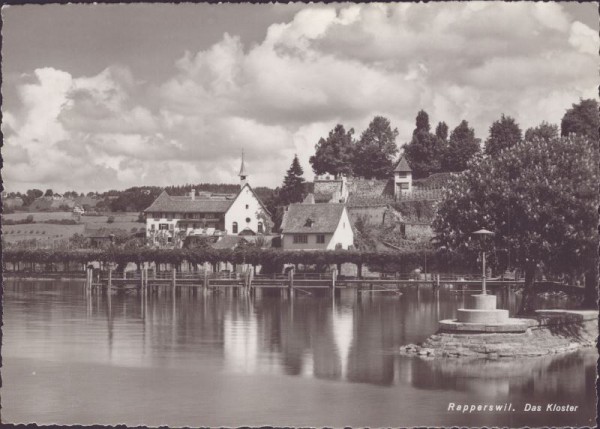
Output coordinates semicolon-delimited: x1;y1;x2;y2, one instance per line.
5;279;595;410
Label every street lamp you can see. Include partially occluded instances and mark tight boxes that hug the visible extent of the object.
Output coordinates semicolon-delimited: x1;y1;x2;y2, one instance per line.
472;229;494;294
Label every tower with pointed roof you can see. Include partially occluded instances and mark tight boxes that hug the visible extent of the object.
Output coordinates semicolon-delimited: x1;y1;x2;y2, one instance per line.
238;149;248;188
393;155;412;198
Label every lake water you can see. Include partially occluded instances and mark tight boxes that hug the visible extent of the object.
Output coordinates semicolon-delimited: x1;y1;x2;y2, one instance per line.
1;279;597;427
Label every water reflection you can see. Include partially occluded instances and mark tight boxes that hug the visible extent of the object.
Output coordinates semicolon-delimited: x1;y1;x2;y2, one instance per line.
2;280;596;427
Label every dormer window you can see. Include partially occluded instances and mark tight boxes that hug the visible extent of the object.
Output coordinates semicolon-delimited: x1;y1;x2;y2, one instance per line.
304;218;314;227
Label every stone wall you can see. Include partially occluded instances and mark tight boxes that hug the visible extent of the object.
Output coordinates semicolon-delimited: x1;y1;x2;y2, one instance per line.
400;310;598;359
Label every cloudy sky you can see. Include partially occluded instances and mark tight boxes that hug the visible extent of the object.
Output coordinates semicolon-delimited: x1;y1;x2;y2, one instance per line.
2;2;598;193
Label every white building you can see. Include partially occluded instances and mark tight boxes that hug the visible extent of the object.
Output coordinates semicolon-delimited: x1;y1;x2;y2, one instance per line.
144;155;271;246
280;202;354;250
393;156;412;197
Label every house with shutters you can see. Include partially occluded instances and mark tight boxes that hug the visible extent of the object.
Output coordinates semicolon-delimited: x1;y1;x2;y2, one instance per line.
144;153;272;246
280;202;354;250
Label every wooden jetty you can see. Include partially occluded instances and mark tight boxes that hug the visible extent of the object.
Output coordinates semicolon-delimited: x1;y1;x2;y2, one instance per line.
85;266;538;297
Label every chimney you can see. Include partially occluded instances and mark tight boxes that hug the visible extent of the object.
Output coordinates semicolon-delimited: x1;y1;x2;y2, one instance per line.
190;189;195;200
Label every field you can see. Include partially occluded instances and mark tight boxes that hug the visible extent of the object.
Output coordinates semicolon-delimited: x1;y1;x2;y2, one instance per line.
2;212;144;244
3;223;85;244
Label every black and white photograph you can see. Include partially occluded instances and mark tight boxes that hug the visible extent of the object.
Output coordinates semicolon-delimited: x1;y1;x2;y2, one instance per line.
1;2;598;427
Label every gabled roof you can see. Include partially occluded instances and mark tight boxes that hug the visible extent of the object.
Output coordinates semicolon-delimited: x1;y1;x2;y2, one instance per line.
394;156;412;172
280;203;346;234
144;184;271;216
144;190;232;213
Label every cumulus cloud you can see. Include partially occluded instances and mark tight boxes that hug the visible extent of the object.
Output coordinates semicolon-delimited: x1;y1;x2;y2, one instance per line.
3;2;598;192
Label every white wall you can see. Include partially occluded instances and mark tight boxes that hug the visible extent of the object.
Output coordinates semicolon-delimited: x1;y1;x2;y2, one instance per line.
394;172;412;196
224;185;269;235
282;233;333;250
328;207;354;250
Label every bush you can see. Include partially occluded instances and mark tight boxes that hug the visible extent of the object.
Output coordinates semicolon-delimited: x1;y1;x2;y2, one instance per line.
44;219;79;225
107;216;115;224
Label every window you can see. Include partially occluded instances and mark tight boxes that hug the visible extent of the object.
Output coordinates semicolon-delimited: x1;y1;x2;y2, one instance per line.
245;204;249;209
316;234;325;244
397;172;407;178
246;217;251;223
159;223;169;230
151;224;156;231
257;222;263;233
232;222;238;234
293;234;308;244
169;224;175;230
304;218;314;227
400;183;409;190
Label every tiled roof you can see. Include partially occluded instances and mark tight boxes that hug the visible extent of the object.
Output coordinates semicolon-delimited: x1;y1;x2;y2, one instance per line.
280;203;346;234
144;191;232;213
394;156;412;172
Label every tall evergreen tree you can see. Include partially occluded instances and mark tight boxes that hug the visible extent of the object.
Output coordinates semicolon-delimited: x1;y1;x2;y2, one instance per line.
435;121;449;142
484;114;522;156
310;124;355;177
279;155;306;205
442;120;480;172
560;98;599;140
403;110;445;178
352;116;399;179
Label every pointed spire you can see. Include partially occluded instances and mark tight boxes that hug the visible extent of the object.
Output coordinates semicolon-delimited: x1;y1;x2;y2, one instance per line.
238;149;248;177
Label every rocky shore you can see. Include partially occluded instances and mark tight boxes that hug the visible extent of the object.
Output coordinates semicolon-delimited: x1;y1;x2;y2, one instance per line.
400;310;597;359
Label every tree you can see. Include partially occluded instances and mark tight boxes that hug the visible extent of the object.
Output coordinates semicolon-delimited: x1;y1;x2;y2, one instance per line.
442;120;480;172
310;124;355;177
278;155;306;206
44;189;54;197
435;121;449;142
484;114;522;156
433;135;598;314
524;121;559;142
352;116;399;179
403;110;445;178
560;98;599;141
23;189;43;206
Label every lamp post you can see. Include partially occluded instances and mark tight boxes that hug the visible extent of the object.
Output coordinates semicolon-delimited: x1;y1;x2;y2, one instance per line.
472;229;494;294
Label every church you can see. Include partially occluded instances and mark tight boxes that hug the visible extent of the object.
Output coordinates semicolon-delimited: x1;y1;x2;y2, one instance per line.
144;153;272;246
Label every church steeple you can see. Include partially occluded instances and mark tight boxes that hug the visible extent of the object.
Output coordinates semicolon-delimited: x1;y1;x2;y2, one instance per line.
238;149;248;187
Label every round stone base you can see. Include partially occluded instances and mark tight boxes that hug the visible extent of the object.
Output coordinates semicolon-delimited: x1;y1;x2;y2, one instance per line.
457;308;509;324
439;318;537;333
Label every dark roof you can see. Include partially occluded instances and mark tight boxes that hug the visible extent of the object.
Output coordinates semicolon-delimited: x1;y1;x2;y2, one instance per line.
144;190;232;213
280;203;346;234
394;156;412;172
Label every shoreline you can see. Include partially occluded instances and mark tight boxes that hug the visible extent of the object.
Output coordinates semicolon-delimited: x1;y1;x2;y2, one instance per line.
400;310;598;359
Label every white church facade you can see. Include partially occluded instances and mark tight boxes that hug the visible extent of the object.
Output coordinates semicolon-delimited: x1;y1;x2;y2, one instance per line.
144;153;272;246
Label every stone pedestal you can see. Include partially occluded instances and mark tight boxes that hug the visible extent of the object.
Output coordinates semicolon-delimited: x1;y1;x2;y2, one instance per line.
456;294;509;324
439;293;533;333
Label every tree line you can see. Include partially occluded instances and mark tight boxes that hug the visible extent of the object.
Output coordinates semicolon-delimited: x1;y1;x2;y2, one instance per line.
303;98;599;180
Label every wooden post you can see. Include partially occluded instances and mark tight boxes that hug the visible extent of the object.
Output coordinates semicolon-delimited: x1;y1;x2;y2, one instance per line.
332;268;337;297
108;268;113;294
288;268;294;296
172;268;177;297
